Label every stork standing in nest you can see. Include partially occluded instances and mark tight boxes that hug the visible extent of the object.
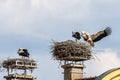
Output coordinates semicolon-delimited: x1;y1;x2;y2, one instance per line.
72;32;81;42
17;48;30;58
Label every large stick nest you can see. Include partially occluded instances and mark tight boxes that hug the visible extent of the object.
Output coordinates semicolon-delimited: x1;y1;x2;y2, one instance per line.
51;40;92;61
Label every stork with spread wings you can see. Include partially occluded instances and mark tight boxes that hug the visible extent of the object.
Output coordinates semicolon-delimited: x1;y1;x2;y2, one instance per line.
81;27;112;47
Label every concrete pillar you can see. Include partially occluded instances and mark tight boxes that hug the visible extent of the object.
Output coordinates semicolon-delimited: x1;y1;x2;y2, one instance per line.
62;63;84;80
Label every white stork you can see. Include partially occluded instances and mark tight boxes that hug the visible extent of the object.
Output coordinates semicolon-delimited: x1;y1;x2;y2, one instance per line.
17;48;30;57
82;27;112;47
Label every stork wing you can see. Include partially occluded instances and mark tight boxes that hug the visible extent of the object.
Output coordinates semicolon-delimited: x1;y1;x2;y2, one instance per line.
91;27;111;42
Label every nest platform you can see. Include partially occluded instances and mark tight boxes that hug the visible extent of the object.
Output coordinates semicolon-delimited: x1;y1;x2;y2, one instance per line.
4;74;36;80
2;58;37;69
51;40;92;61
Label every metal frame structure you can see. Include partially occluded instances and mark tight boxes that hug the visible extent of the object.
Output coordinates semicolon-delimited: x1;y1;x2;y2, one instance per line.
2;57;37;80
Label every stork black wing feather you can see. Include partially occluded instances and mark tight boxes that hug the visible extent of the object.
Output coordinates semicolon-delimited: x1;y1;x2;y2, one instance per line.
91;27;112;42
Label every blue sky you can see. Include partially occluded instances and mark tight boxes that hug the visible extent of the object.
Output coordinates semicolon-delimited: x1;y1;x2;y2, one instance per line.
0;0;120;80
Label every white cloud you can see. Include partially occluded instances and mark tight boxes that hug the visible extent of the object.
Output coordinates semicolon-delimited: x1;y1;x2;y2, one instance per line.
85;49;120;77
94;0;113;3
0;0;91;21
30;0;91;17
0;0;93;41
